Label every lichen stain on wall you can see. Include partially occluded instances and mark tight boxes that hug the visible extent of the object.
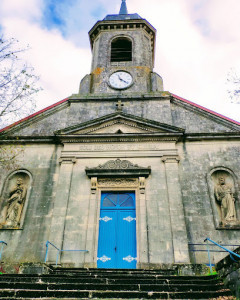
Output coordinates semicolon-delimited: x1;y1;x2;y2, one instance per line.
92;68;105;75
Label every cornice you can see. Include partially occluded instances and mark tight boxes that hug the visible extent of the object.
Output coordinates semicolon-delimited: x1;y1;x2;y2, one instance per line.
184;133;240;141
86;158;151;178
55;111;184;135
1;132;240;144
58;133;182;144
0;136;59;144
1;131;240;145
88;18;156;50
68;92;171;101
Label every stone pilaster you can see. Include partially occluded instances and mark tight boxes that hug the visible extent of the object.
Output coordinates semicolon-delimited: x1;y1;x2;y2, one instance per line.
138;177;149;268
162;156;190;263
47;157;76;263
84;177;99;268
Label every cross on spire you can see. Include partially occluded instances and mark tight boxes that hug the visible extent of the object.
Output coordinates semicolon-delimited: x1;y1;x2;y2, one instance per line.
119;0;128;15
116;100;124;112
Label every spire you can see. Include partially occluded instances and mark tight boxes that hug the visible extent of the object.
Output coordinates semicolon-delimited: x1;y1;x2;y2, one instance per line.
119;0;128;15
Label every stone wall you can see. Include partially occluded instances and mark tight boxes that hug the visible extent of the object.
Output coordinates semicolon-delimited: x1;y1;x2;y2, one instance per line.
216;246;240;297
0;136;239;267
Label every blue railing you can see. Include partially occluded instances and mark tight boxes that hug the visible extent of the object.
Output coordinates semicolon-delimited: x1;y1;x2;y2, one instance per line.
0;241;7;261
204;238;240;274
44;241;88;266
189;238;240;274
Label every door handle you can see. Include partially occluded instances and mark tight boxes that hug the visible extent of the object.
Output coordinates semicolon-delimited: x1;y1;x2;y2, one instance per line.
115;247;117;252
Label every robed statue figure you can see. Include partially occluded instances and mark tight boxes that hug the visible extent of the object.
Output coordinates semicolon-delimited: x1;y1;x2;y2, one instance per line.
214;176;236;223
0;178;27;227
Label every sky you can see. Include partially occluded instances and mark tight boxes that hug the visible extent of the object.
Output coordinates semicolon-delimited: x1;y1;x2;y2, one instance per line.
0;0;240;123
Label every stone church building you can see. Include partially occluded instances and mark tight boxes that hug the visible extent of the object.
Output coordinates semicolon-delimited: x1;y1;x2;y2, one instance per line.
0;0;240;270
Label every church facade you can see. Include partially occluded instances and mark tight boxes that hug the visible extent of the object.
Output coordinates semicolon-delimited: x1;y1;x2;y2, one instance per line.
0;1;240;270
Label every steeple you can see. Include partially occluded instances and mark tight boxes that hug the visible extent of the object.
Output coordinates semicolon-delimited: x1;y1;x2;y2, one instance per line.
86;0;160;95
119;0;128;15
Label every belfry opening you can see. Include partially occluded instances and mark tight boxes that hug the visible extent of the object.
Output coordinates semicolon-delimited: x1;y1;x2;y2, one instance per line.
111;37;132;62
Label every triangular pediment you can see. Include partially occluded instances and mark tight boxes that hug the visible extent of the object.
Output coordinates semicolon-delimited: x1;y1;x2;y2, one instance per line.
55;112;185;136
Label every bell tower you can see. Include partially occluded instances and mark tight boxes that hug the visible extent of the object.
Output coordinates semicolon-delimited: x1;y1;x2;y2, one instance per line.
79;0;163;95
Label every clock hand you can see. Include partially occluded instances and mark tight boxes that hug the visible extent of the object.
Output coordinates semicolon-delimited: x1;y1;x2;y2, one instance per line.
118;75;128;84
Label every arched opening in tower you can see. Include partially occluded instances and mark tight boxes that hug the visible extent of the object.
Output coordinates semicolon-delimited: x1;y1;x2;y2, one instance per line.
111;38;132;62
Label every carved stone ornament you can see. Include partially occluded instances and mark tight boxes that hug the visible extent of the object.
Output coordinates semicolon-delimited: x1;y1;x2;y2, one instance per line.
139;177;146;194
59;157;77;164
91;177;97;194
161;156;180;163
97;159;145;170
98;178;139;188
86;159;151;178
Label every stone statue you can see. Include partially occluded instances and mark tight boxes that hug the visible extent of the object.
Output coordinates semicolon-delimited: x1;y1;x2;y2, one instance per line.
0;178;27;227
214;176;236;223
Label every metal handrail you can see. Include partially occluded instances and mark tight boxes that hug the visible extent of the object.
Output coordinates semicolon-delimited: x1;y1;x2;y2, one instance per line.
0;241;7;261
44;241;88;266
204;238;240;274
189;242;240;253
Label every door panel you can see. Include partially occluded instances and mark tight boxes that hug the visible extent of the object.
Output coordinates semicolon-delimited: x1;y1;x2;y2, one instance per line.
97;192;137;269
118;210;137;268
97;210;116;269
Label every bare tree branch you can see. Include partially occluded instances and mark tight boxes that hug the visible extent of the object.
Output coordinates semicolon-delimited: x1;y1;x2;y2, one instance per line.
0;36;41;128
0;36;41;170
227;69;240;104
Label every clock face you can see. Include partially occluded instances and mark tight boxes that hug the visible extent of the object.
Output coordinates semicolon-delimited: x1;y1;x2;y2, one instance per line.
109;71;133;90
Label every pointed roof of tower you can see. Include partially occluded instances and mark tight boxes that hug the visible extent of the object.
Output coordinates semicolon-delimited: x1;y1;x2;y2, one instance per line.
104;0;142;21
119;0;128;15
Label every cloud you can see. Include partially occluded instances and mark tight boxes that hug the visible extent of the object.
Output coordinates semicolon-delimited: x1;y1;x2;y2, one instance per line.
128;0;240;121
0;0;43;23
0;0;239;122
0;0;91;111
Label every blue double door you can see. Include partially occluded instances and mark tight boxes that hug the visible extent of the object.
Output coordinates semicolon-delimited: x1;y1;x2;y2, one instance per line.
97;192;137;269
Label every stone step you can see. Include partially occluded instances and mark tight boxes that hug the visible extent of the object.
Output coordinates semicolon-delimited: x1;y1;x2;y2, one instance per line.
50;271;212;279
0;298;235;300
51;268;176;275
0;281;226;292
0;276;221;285
0;289;233;299
50;269;174;274
0;273;219;280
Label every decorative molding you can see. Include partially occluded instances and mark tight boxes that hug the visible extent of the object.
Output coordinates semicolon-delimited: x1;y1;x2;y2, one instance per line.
55;112;184;137
74;120;157;135
96;159;145;170
61;136;181;143
63;143;177;152
139;177;146;194
98;178;139;188
59;157;77;164
91;177;97;194
161;156;180;164
86;159;151;178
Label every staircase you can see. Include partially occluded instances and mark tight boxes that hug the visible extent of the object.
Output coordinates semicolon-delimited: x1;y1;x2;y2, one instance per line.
0;267;234;299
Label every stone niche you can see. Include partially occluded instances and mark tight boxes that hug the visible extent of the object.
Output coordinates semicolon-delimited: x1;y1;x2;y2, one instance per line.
208;168;240;229
0;170;32;229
